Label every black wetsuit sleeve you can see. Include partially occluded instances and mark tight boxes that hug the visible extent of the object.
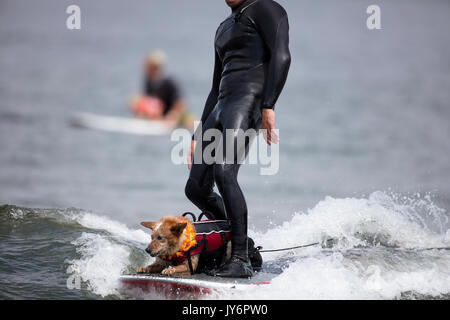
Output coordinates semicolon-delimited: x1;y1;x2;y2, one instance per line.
193;49;222;140
201;49;222;123
254;4;291;110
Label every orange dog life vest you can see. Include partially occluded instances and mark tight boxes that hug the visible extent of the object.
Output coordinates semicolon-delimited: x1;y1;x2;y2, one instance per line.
159;218;231;274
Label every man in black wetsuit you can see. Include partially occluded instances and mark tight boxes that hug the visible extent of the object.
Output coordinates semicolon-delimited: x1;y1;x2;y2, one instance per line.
185;0;291;277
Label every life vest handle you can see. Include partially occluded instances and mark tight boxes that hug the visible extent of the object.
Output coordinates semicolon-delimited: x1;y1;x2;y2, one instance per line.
181;211;197;222
181;211;214;222
197;211;210;221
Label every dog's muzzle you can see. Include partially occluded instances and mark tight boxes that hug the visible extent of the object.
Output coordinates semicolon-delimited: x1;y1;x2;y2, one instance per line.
145;247;158;257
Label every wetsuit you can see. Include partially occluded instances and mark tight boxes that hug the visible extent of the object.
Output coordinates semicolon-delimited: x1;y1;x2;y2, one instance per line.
145;77;181;115
184;0;290;276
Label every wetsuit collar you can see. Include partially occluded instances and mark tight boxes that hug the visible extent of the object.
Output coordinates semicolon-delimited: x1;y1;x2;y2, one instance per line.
231;0;253;13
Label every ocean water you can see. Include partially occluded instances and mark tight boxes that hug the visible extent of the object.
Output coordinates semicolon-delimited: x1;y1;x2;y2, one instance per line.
1;192;449;299
1;0;450;299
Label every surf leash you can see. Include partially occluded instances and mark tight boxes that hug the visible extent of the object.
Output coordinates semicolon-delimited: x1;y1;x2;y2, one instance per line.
257;238;335;253
392;246;450;252
257;241;450;253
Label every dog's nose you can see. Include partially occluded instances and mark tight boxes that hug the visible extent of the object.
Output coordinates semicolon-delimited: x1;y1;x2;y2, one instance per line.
145;247;151;254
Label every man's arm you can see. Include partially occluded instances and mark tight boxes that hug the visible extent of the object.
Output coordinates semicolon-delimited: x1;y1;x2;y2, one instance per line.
201;49;222;122
192;49;222;141
253;2;291;145
189;47;222;168
254;2;291;110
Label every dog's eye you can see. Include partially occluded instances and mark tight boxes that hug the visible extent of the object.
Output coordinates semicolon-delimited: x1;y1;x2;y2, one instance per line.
157;235;163;241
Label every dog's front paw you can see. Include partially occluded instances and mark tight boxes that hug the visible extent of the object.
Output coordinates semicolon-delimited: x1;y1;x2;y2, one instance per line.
137;267;147;273
161;267;176;275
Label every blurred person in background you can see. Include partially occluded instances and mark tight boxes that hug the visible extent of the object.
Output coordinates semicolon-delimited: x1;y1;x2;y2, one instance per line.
131;50;195;129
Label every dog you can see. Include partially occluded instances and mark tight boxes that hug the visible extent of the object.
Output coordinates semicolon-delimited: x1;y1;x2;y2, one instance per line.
136;216;231;275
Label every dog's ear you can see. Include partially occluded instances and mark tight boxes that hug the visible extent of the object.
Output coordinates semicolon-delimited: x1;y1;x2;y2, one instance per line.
170;222;187;237
140;221;156;230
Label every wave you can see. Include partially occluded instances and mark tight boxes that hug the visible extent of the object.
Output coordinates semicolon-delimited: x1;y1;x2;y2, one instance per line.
1;191;449;299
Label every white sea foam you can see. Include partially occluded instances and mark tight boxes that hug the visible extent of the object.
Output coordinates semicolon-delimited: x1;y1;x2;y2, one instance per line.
67;191;450;299
233;191;450;299
222;252;450;299
251;191;449;259
66;213;152;297
72;212;150;244
68;232;131;297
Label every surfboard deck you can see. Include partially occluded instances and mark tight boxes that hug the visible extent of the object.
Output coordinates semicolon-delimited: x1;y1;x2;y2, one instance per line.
71;112;173;136
119;273;271;298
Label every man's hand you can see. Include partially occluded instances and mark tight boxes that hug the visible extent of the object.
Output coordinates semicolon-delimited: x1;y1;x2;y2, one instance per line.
187;140;195;169
261;108;279;145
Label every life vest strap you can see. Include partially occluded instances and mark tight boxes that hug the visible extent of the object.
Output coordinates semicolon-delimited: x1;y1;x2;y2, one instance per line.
203;234;209;252
220;232;228;250
186;236;207;275
186;250;194;275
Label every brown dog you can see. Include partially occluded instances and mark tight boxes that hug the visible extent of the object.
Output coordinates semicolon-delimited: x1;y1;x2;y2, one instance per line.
136;216;203;275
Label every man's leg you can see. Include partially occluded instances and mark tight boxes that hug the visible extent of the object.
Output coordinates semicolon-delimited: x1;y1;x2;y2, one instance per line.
208;94;261;277
185;108;227;220
185;167;227;220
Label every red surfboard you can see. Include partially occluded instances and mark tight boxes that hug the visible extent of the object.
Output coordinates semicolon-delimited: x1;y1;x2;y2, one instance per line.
119;273;271;298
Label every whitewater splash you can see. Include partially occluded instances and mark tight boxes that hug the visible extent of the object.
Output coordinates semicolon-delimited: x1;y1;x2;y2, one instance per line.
1;191;449;299
227;191;450;299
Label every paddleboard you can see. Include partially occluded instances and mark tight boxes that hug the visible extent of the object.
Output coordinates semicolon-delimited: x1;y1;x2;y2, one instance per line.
71;112;173;136
119;273;271;298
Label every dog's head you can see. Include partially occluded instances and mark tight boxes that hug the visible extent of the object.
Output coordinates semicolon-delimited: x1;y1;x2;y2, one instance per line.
140;216;188;257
